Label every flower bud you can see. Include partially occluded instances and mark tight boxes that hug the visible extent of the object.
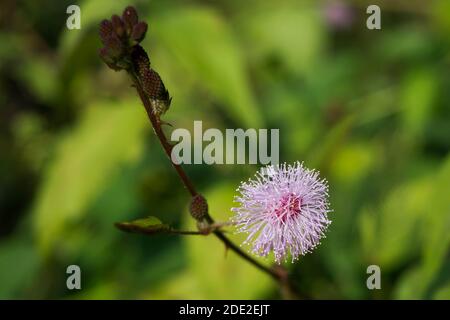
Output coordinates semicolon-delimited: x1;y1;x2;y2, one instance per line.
99;20;114;45
122;6;139;34
189;195;208;221
104;34;124;59
131;22;148;43
99;47;123;71
99;47;114;64
111;14;126;38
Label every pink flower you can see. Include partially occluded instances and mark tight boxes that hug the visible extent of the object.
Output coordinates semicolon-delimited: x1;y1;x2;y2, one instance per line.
231;162;331;263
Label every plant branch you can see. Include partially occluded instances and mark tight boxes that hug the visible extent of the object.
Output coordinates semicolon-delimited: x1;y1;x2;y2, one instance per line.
116;219;233;236
116;222;211;236
130;72;197;197
128;72;284;283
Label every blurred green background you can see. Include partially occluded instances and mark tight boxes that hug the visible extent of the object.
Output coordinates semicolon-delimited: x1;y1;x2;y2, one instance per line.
0;0;449;299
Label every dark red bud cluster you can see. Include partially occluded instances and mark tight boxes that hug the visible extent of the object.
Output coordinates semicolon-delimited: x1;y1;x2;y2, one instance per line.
98;6;148;71
99;6;171;116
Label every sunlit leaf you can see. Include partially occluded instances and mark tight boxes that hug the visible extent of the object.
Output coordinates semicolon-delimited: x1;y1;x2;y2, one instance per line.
151;7;263;128
238;5;324;76
390;157;450;298
145;271;206;299
376;177;432;269
400;69;437;139
416;155;450;296
329;143;377;184
17;58;58;105
358;208;377;260
308;115;354;167
393;265;424;299
432;0;450;42
33;99;148;255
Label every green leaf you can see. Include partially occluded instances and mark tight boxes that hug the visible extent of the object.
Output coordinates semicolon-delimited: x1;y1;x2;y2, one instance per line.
0;239;40;299
238;5;324;76
151;7;263;128
115;216;171;234
308;115;355;167
17;58;58;105
33;99;148;255
400;69;437;138
416;155;450;295
358;207;377;260
391;157;450;298
376;177;432;269
144;271;207;299
376;27;434;63
393;265;424;299
433;282;450;300
432;0;450;42
329;142;377;184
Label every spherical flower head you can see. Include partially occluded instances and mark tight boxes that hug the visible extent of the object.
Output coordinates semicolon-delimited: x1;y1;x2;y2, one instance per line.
231;162;331;264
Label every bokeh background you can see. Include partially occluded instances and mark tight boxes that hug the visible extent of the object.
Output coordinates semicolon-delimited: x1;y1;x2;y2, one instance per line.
0;0;449;299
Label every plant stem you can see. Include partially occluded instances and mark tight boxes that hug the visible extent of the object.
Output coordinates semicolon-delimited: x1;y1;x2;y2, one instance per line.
131;73;197;197
169;229;208;236
129;72;284;283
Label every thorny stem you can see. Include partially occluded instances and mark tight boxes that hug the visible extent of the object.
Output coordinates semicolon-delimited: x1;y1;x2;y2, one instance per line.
129;72;287;284
131;73;197;197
